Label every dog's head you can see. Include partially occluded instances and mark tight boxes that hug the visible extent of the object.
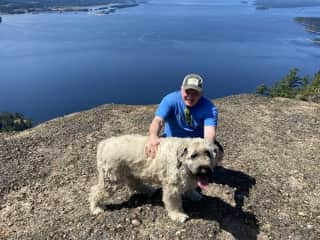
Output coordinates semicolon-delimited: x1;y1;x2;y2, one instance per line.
177;139;223;189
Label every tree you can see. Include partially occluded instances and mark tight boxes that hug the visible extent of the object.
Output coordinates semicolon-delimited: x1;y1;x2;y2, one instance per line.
0;112;33;132
256;84;269;95
309;71;320;92
256;68;320;102
269;68;306;98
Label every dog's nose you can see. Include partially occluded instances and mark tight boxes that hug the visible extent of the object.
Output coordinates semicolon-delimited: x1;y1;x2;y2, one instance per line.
197;166;212;175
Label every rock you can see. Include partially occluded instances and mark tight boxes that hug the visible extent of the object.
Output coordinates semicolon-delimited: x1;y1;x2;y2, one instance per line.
306;224;313;230
298;212;307;216
131;219;141;226
257;232;269;240
1;94;320;240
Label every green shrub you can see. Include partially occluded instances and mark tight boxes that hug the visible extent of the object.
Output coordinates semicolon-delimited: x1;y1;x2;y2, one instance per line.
256;84;269;95
269;68;307;98
257;68;320;102
0;112;33;132
301;71;320;97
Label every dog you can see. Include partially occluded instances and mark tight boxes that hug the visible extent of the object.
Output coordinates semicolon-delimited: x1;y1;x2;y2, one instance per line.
89;134;223;222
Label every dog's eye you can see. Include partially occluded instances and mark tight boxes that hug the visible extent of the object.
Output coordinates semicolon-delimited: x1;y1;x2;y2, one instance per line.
205;150;212;158
190;153;198;159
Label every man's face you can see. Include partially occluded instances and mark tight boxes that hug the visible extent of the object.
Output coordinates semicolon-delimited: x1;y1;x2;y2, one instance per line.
181;88;202;107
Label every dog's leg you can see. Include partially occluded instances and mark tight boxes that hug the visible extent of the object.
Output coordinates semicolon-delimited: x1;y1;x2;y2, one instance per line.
125;177;156;197
136;183;157;197
89;167;107;215
162;185;189;223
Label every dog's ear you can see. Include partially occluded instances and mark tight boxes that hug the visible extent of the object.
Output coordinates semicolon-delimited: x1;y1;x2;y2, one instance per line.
213;147;224;163
176;146;188;168
213;142;224;164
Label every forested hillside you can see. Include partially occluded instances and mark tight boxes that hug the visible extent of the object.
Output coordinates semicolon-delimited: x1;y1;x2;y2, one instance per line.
0;0;141;13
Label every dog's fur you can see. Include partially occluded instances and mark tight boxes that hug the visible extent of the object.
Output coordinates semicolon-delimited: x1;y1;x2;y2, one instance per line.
89;134;223;222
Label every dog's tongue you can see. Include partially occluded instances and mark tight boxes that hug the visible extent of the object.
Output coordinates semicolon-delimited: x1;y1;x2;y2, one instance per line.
197;176;209;189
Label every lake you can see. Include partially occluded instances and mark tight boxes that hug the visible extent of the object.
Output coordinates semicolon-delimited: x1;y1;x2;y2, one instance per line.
0;0;319;123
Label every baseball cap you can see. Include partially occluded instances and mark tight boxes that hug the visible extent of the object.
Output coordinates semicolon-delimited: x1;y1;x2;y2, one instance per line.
181;74;203;92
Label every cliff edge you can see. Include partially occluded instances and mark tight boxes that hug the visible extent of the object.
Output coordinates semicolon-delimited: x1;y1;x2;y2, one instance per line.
0;94;319;240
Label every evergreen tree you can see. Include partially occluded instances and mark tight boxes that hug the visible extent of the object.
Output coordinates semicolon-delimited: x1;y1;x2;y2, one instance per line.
269;68;306;98
0;112;33;132
309;71;320;92
256;68;319;103
256;84;269;95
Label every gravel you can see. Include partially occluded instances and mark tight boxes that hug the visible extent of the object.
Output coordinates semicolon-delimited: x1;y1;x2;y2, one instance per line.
0;94;319;240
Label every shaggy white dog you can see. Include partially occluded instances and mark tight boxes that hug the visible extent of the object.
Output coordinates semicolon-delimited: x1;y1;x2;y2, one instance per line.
89;134;222;222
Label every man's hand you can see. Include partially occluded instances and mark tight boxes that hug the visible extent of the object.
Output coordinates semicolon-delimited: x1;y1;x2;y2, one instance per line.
145;135;161;158
146;116;164;158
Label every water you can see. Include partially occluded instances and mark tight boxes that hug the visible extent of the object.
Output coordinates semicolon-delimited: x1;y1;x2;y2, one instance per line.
0;0;319;123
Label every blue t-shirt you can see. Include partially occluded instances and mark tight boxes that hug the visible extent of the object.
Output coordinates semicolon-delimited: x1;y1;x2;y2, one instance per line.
155;91;218;138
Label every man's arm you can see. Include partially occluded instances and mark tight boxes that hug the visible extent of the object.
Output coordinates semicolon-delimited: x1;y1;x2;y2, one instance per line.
145;116;164;158
204;125;216;143
205;125;224;162
203;100;218;143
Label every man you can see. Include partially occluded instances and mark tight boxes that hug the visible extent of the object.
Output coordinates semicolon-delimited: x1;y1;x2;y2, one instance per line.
146;73;222;159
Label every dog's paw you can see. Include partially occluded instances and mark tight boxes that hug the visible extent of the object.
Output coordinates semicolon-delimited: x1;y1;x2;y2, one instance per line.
168;212;189;223
90;206;104;215
184;190;203;202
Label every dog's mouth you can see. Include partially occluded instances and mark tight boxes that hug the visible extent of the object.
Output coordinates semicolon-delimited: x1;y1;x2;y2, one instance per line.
196;166;212;190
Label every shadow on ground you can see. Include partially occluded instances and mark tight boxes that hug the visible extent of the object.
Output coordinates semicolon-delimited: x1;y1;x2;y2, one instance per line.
211;166;257;209
102;167;259;240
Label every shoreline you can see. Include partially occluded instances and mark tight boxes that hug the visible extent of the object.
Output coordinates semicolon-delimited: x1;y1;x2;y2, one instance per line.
0;2;140;16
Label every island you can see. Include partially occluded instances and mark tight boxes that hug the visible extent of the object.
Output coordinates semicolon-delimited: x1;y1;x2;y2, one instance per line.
0;0;143;15
294;17;320;34
255;0;320;8
313;38;320;45
294;17;320;44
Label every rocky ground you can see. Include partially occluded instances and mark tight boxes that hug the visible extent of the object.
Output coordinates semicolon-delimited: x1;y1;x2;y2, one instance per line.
0;94;319;240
